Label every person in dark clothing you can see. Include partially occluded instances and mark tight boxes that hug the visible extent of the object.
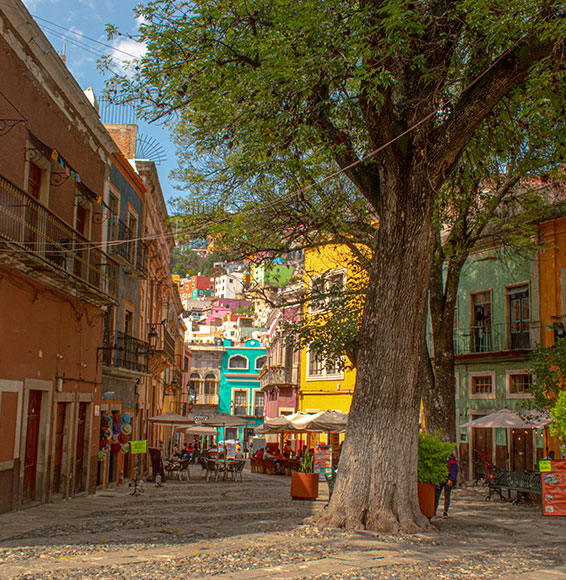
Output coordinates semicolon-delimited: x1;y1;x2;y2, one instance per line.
434;452;459;519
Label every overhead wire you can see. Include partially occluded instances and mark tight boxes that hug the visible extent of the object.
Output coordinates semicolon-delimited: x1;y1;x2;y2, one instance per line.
0;25;534;257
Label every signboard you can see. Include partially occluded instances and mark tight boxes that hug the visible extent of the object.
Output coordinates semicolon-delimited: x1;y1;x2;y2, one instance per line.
540;460;566;516
130;440;147;454
314;445;332;481
193;415;209;423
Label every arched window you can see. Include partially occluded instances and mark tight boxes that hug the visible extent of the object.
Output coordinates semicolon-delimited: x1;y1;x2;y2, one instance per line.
189;372;201;394
255;356;267;370
228;355;248;369
204;373;217;396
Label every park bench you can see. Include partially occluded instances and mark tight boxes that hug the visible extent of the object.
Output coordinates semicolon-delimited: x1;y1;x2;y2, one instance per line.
486;467;542;504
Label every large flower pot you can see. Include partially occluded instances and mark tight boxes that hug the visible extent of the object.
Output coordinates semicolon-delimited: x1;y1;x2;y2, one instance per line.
418;482;436;518
291;472;319;500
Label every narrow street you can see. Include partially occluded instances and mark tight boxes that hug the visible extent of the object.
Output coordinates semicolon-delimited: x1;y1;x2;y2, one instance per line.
1;469;565;580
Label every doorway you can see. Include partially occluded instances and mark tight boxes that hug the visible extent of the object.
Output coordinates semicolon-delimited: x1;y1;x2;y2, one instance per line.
23;390;42;502
74;402;87;492
52;402;67;494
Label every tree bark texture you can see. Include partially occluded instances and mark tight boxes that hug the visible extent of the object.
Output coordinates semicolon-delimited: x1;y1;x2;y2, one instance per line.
320;171;435;532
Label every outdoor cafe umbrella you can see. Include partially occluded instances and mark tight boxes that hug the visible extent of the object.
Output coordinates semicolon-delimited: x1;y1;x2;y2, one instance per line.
459;408;553;429
182;425;219;436
148;412;196;456
460;408;553;469
187;412;257;427
300;410;348;432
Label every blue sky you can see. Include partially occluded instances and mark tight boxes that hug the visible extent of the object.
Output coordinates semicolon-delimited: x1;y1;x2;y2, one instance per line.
22;0;180;203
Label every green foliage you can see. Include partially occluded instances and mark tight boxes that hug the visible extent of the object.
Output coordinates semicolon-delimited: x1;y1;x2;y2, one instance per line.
299;452;314;474
549;391;566;443
529;337;566;410
418;432;455;485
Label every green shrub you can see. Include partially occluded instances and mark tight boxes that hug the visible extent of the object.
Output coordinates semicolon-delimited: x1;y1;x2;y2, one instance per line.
299;452;314;473
418;432;455;485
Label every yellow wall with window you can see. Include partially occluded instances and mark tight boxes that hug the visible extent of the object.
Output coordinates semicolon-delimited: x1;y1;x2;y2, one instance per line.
299;244;363;415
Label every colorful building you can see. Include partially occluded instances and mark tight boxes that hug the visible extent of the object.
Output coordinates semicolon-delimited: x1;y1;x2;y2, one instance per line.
298;244;359;416
219;339;267;447
453;243;543;479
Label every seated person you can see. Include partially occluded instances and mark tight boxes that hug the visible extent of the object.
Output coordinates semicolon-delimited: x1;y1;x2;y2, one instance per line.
265;448;283;474
283;441;293;458
254;448;264;459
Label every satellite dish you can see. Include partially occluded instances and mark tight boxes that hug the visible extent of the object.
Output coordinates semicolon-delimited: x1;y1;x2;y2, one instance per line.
136;133;167;165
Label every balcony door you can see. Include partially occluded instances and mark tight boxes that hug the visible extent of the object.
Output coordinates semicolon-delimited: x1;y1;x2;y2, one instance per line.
471;291;492;353
508;286;529;349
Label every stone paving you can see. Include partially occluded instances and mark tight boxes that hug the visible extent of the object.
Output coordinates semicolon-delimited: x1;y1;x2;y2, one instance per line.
0;466;565;579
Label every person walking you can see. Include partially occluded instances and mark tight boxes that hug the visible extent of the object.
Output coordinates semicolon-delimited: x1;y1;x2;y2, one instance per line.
434;452;459;519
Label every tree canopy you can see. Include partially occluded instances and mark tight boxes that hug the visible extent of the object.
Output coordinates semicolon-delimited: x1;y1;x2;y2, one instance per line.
106;0;566;532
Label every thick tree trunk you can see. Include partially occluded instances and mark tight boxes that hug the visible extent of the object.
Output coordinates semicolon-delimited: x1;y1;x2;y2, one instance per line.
319;174;435;532
423;252;467;443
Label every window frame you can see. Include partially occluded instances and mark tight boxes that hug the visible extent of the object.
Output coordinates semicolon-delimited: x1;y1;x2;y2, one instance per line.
306;349;344;381
506;370;533;399
469;370;496;400
308;268;347;314
228;354;249;370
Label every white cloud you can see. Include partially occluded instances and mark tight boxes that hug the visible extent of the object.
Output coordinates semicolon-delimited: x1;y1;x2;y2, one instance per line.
111;36;146;74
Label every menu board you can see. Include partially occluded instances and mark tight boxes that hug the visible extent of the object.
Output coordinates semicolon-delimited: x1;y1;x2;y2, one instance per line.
540;460;566;516
314;445;332;481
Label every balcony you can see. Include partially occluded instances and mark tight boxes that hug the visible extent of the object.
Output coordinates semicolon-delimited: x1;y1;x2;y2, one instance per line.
234;405;248;416
102;331;150;375
124;240;148;279
254;407;264;418
260;365;298;390
196;393;219;405
454;322;539;356
107;218;135;266
0;176;117;307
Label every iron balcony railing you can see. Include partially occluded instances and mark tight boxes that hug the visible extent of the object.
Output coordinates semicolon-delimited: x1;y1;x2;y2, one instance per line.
149;322;177;362
107;218;134;265
125;239;148;279
234;405;248;416
454;322;538;355
259;365;298;389
0;175;117;299
195;392;219;405
102;331;150;374
254;407;264;418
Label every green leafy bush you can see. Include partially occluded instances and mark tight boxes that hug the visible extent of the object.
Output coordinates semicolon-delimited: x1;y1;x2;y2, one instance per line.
418;432;455;485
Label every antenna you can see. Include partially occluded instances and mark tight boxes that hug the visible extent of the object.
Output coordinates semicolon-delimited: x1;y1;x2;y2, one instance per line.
136;134;167;165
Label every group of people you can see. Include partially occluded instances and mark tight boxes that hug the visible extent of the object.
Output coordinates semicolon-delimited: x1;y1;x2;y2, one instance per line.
173;441;201;463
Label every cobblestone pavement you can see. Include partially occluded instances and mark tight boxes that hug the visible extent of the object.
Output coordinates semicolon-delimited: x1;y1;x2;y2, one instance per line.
0;468;565;579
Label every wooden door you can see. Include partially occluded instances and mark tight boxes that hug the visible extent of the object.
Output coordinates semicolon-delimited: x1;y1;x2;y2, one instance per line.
74;403;87;492
23;390;42;502
53;403;66;494
472;425;493;476
511;429;533;471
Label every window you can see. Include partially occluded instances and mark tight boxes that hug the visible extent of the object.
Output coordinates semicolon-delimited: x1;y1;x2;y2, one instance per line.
124;308;134;336
255;356;267;370
228;355;248;369
507;371;532;399
254;392;265;417
306;350;343;379
233;390;248;415
472;376;492;394
108;193;119;241
469;371;496;399
204;373;217;396
309;269;346;313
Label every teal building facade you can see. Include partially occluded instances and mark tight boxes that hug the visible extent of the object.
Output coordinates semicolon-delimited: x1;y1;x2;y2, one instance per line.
219;338;267;447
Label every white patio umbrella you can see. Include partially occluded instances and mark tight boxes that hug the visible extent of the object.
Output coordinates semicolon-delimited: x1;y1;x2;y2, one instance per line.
182;425;219;436
148;413;196;457
460;408;553;470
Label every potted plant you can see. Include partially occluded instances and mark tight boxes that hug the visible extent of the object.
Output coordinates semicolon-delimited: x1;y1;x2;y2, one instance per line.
290;452;319;500
418;432;455;518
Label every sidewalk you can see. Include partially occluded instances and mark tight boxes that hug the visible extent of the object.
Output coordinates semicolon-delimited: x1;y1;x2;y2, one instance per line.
0;471;565;579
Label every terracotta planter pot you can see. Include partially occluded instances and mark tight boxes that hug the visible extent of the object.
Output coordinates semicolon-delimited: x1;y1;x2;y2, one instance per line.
291;472;319;500
418;482;436;518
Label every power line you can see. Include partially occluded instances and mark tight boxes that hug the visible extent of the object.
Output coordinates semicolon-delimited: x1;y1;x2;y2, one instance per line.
32;15;142;59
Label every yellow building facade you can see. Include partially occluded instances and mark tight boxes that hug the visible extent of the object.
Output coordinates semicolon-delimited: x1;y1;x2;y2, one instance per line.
299;244;361;416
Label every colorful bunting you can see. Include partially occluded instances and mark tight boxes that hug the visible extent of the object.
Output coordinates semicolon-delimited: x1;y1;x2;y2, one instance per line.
50;149;81;184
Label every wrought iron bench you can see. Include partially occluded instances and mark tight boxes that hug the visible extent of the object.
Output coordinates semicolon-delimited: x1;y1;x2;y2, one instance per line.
486;467;542;504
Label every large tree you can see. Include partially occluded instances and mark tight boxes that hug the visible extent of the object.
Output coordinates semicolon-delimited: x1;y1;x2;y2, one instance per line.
106;0;565;531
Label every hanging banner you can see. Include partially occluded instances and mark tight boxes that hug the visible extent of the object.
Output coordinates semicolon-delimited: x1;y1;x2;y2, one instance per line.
541;460;566;516
130;440;148;454
314;445;332;481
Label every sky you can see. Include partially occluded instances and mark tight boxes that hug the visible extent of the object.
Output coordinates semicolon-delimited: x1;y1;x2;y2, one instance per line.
22;0;180;205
